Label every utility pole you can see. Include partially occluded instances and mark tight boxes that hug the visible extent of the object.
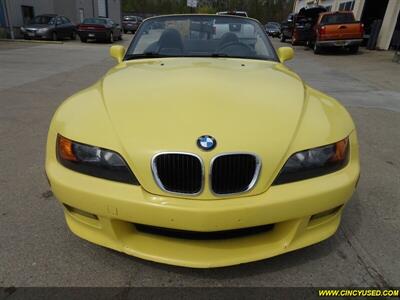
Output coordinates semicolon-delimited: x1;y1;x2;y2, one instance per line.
292;0;298;13
3;0;15;39
187;0;197;13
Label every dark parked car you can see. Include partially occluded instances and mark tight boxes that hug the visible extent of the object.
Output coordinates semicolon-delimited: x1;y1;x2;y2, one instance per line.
265;22;281;37
280;6;327;45
77;18;122;43
291;5;327;46
267;22;281;29
280;13;296;42
122;16;143;33
20;14;76;41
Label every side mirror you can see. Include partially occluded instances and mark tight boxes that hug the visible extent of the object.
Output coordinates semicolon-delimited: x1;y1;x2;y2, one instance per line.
277;47;294;63
110;45;125;63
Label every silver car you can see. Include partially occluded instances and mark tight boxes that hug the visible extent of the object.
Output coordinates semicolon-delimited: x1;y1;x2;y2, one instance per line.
21;14;76;41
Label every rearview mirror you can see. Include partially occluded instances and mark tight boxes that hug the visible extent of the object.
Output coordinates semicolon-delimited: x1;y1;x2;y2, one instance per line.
277;47;294;63
110;45;125;63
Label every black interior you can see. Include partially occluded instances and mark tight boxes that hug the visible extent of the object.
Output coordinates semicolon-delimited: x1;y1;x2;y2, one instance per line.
144;30;257;57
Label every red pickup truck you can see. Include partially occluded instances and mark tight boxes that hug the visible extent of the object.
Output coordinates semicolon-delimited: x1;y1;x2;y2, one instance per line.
313;11;364;54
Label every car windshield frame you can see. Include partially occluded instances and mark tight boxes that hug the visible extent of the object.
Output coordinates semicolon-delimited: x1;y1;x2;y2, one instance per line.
266;24;279;29
29;15;55;25
124;15;279;62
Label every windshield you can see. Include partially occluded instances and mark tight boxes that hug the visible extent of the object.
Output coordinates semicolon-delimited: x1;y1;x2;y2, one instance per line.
266;24;279;29
125;15;277;61
30;16;55;25
83;18;107;25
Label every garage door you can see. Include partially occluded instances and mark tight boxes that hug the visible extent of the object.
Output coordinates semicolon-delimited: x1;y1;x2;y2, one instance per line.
98;0;107;17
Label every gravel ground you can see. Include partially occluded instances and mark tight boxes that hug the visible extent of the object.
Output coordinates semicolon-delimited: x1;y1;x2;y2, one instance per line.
0;36;399;288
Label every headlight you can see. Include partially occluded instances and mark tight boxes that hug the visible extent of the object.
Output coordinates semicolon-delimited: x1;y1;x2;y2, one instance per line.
273;137;349;185
56;135;139;185
20;27;26;32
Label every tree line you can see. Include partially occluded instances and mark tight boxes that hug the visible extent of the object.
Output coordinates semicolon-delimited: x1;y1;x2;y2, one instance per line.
122;0;295;23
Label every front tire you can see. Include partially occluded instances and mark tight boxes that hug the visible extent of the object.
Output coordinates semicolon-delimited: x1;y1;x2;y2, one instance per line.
314;42;322;54
71;31;76;40
280;34;286;42
80;36;87;43
52;32;58;41
108;32;114;43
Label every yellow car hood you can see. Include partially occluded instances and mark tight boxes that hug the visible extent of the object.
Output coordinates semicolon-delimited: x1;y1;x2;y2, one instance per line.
101;58;306;199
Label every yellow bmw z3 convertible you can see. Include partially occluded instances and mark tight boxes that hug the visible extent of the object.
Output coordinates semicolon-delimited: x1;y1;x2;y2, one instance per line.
46;14;360;268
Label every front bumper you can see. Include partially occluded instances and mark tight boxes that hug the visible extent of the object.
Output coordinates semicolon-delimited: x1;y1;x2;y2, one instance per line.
46;139;360;268
23;30;52;40
78;31;108;40
123;24;138;31
317;39;363;47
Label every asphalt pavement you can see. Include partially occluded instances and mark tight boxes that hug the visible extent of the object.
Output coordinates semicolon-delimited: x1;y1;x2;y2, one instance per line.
0;36;399;287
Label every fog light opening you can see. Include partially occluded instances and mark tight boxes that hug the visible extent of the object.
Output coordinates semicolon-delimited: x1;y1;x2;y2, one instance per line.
64;205;98;220
311;205;343;221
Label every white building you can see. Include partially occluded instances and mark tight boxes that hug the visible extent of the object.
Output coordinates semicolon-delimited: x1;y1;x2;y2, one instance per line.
293;0;400;50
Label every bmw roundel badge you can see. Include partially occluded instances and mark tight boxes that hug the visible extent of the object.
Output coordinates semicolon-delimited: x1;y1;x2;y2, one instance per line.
197;135;217;151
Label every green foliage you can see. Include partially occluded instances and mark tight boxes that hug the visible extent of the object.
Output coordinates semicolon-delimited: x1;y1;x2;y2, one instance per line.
122;0;191;15
197;5;217;14
122;0;295;23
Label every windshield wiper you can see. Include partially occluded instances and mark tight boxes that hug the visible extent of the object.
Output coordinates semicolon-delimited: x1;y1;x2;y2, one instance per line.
125;52;268;61
125;52;167;61
211;53;257;60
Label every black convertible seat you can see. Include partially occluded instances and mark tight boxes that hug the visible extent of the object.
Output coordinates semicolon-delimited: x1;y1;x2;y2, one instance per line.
158;28;184;54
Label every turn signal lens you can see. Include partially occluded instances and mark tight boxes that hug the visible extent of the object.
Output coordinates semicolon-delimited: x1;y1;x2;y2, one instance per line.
330;138;349;162
58;135;78;161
